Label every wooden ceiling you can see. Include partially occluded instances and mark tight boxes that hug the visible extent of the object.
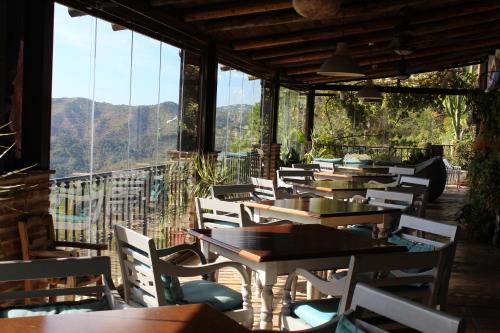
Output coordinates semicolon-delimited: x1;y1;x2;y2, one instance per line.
62;0;500;85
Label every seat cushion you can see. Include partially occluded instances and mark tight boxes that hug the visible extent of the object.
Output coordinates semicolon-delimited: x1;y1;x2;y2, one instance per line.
335;315;366;333
344;225;373;237
0;298;109;318
292;298;340;327
388;234;435;252
207;220;240;228
181;280;243;312
133;258;184;303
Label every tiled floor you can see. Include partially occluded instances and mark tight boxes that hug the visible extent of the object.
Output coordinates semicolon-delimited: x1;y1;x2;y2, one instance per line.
184;186;500;331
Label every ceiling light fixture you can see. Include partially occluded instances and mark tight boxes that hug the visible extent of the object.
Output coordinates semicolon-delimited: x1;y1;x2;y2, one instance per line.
318;42;365;78
293;0;341;19
358;79;382;102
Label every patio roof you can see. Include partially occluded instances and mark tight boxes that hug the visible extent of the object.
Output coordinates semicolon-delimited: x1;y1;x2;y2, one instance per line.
58;0;500;84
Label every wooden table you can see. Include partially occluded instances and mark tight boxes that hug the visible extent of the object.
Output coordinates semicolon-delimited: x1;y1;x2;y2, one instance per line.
189;225;405;330
287;179;388;200
0;303;249;333
314;171;397;183
336;165;390;174
245;197;401;236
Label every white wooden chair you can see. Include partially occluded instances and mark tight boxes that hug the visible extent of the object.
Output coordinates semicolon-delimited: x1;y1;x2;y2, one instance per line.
389;214;459;310
388;166;415;176
280;250;445;331
195;197;289;228
277;169;315;190
338;283;465;333
210;184;256;202
292;163;321;171
114;225;253;327
443;158;461;187
318;162;335;172
0;256;127;317
251;177;300;200
394;175;431;217
348;189;414;237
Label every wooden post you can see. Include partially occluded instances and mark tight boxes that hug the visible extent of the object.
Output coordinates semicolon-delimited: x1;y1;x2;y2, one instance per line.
304;89;315;142
198;40;218;153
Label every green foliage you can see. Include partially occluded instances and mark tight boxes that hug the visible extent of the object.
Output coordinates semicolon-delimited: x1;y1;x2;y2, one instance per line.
278;147;301;168
459;93;500;244
450;132;474;169
192;154;228;198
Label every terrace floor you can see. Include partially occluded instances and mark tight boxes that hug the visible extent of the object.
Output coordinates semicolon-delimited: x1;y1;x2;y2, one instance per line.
185;186;500;331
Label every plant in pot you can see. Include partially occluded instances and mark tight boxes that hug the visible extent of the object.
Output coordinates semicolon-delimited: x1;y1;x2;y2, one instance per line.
343;153;372;166
192;153;229;198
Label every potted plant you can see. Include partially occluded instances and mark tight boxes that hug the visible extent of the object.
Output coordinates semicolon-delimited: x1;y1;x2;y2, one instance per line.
343;153;373;166
192;153;228;198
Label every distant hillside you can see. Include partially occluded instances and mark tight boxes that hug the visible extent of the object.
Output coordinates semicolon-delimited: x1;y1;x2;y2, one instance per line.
50;98;254;178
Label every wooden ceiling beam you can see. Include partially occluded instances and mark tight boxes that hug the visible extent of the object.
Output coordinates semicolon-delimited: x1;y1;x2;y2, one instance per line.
261;22;500;64
205;0;465;32
205;10;307;32
286;45;492;76
183;0;293;22
232;2;500;50
278;35;500;70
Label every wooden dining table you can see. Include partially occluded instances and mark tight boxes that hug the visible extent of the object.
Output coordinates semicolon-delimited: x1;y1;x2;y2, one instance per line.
313;171;397;183
0;303;249;333
245;197;401;237
286;179;389;200
189;224;406;330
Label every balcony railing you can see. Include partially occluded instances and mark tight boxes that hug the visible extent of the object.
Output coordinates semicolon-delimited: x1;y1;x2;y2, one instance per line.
49;152;261;278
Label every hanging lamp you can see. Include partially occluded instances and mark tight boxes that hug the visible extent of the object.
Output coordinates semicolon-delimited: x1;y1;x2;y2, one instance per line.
358;79;382;102
317;42;365;78
293;0;341;19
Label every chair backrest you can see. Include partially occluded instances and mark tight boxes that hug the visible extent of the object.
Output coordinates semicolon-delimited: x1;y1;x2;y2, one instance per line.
210;184;256;202
388;166;415;176
399;175;430;187
393;214;459;307
339;250;445;313
318;162;335;172
347;283;465;333
251;177;278;200
18;214;56;259
292;163;321;171
277;170;315;188
114;224;168;307
0;256;124;309
365;189;414;210
195;197;253;228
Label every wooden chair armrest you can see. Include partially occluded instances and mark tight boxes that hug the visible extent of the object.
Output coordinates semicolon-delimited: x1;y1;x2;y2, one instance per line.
156;244;207;264
54;241;108;251
157;260;250;285
30;249;79;258
285;268;347;297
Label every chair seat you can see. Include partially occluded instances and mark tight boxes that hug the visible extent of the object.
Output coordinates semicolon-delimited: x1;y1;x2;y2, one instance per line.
205;220;240;228
291;298;340;327
181;280;243;312
0;298;109;318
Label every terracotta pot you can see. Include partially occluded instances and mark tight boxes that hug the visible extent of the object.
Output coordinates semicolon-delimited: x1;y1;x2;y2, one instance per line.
293;0;341;19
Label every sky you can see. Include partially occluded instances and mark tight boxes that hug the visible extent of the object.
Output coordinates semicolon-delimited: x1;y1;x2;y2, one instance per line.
52;3;261;107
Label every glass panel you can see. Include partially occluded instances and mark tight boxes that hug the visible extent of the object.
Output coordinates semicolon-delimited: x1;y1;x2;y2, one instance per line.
278;87;307;161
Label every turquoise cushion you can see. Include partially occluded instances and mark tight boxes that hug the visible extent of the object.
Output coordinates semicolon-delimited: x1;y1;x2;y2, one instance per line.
133;258;184;304
344;225;373;237
292;298;340;327
335;315;366;333
181;280;242;312
209;220;240;228
388;234;435;252
0;298;109;318
314;157;343;164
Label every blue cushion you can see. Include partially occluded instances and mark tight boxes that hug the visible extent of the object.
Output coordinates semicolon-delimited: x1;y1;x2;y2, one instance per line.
0;298;109;318
344;225;373;237
133;258;184;303
209;220;240;228
314;158;343;164
388;234;435;252
292;298;340;327
335;315;366;333
181;280;243;312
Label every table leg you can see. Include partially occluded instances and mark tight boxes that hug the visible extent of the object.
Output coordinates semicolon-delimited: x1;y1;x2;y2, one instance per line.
258;269;277;330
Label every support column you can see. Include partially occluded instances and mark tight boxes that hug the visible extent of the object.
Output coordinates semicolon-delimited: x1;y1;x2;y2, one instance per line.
261;76;281;180
198;40;217;153
304;89;315;142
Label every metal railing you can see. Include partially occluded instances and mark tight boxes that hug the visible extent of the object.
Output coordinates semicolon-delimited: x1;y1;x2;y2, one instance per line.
49;152;261;279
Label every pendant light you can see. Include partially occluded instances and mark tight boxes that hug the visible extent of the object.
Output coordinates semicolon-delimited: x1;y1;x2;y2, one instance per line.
358;79;382;102
318;42;365;78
